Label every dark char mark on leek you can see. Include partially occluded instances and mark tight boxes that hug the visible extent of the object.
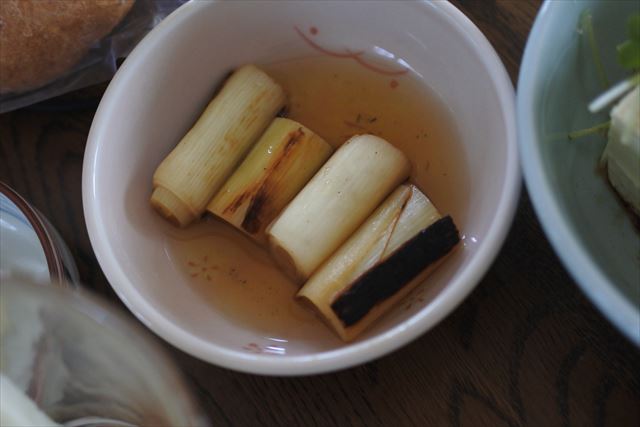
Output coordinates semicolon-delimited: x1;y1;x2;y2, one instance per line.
331;215;460;327
242;128;305;233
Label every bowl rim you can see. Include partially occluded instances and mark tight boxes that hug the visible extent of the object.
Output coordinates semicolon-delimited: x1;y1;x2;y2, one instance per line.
517;1;640;346
0;181;65;283
83;0;520;375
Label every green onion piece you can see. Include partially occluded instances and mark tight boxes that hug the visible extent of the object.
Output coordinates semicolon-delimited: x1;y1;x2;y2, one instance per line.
580;10;610;89
617;40;640;70
627;14;640;41
568;121;611;140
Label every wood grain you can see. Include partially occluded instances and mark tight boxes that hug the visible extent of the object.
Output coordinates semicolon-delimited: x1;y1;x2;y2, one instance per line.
1;1;639;426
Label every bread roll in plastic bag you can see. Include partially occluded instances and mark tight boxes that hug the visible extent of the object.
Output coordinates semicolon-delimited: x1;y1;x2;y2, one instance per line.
0;0;188;113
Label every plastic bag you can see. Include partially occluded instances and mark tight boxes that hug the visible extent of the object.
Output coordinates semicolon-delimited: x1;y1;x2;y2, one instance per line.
0;0;188;113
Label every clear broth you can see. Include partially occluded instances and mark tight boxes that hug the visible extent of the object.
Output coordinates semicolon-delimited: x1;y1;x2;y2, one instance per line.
165;55;468;342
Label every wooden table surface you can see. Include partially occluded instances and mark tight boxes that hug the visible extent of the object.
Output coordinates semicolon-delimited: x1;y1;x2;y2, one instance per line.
2;1;639;426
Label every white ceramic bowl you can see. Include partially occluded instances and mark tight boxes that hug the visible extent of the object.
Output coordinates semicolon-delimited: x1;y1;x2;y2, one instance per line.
83;0;519;375
518;0;640;345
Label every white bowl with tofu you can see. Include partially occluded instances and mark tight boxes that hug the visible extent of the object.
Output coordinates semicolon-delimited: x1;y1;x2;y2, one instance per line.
518;1;640;345
83;0;519;374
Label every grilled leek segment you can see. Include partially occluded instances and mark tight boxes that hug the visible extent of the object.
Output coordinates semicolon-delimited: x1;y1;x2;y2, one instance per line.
207;118;333;243
267;134;411;282
297;184;459;341
150;65;286;227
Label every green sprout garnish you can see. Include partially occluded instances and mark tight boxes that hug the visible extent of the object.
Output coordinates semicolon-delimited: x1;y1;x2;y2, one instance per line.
629;14;640;40
580;9;610;89
617;14;640;70
568;12;640;140
568;120;610;140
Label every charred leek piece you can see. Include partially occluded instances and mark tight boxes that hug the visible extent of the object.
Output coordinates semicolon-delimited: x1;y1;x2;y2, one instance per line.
207;118;333;243
297;184;459;341
150;65;286;227
267;134;411;282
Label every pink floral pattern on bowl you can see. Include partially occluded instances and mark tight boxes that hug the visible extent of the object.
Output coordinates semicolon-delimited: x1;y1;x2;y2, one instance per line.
294;25;409;89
